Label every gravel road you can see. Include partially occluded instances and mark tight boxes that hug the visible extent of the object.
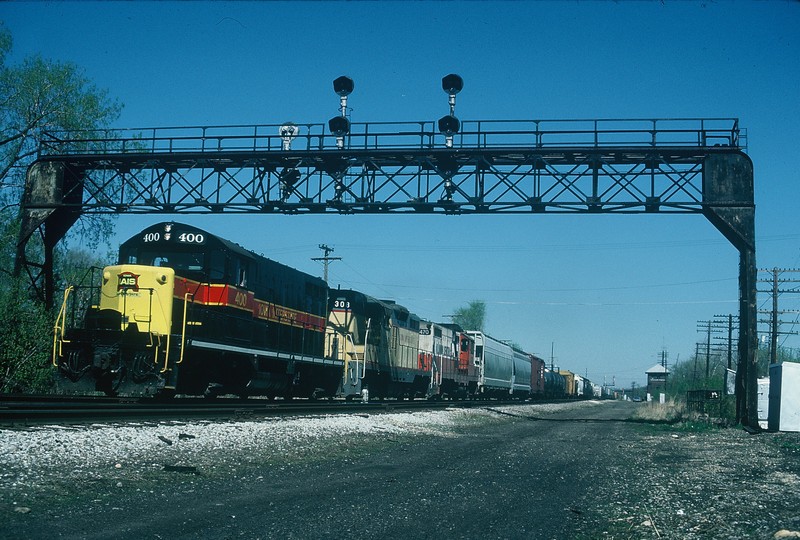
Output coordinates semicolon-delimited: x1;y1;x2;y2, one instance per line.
2;400;799;539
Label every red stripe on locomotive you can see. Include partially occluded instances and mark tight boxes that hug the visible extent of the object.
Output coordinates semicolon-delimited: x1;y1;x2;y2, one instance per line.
173;278;325;332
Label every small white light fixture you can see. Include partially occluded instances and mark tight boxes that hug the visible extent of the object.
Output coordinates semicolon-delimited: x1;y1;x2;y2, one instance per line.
279;122;299;151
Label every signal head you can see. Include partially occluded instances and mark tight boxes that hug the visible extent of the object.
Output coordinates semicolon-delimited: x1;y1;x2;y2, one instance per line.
333;76;355;97
438;114;460;136
441;74;463;95
328;116;351;137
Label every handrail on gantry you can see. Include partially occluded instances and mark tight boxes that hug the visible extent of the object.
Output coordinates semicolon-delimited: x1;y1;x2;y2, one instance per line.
38;117;745;157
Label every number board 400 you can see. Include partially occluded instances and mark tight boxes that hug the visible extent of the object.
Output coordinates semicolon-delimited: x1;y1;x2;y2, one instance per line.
143;232;206;244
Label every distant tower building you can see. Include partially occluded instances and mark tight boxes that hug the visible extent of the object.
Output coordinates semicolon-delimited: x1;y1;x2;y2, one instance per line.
646;364;669;396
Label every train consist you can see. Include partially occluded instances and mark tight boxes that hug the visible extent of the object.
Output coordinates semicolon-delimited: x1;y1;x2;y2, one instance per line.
54;222;605;400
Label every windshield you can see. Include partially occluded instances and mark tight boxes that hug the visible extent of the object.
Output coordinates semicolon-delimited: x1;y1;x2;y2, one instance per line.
121;249;206;274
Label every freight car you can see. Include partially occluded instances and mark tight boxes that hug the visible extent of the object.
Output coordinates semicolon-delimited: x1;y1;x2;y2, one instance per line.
467;331;532;398
53;222;343;398
530;354;546;396
544;368;567;398
559;370;577;397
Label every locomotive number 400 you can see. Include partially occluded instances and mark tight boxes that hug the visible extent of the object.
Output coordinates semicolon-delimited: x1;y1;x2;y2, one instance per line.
142;232;205;244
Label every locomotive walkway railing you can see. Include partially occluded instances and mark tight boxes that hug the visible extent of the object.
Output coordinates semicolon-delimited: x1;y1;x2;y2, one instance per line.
16;116;757;427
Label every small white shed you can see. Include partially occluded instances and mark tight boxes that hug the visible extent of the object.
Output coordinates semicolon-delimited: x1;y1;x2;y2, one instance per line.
768;362;800;432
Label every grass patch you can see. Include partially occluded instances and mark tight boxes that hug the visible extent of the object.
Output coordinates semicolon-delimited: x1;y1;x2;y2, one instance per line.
630;398;733;432
631;398;686;423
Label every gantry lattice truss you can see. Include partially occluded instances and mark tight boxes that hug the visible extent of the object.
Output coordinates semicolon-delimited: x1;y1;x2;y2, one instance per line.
28;118;744;215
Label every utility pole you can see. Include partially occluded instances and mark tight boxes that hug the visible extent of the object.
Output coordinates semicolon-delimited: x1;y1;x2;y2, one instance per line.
723;314;735;370
709;313;739;395
311;244;342;283
697;320;713;380
757;268;800;365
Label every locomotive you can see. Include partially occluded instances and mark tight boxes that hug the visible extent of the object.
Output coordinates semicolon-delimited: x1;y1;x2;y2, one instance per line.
53;222;586;400
54;222;342;398
325;289;425;400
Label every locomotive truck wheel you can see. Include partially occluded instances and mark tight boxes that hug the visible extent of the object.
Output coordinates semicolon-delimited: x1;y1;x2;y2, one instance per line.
130;352;158;383
203;383;224;399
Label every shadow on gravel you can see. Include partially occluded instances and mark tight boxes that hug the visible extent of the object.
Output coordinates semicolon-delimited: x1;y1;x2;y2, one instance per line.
481;407;681;425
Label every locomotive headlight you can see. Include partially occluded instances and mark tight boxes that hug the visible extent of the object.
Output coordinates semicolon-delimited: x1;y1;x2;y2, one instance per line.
103;270;111;284
157;273;168;285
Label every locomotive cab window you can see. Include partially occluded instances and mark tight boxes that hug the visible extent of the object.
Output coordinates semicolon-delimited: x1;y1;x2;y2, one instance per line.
129;249;207;279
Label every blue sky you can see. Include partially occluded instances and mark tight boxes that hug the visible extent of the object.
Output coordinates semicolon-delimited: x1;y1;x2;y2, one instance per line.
3;1;799;387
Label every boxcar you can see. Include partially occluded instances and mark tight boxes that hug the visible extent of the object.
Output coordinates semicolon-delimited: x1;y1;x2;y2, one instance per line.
559;370;577;397
530;354;546;397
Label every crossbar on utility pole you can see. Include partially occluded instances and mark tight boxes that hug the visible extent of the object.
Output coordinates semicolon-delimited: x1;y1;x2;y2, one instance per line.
312;244;342;283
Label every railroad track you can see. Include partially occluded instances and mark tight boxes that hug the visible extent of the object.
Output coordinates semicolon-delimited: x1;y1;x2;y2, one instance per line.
0;394;492;426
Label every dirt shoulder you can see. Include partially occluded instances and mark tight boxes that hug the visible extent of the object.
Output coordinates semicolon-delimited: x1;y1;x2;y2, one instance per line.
1;401;799;539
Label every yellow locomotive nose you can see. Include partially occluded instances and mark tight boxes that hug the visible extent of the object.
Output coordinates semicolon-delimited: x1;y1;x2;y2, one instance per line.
98;264;175;335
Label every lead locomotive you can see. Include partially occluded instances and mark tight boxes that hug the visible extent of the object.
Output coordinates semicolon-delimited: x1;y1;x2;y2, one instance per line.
54;222;341;398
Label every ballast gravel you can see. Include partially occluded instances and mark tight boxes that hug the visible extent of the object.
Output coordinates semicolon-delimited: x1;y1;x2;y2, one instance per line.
1;402;592;495
2;400;799;540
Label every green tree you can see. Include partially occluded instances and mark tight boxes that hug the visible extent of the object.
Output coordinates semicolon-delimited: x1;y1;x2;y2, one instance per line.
451;300;486;332
0;21;121;393
1;20;121;245
0;279;53;393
